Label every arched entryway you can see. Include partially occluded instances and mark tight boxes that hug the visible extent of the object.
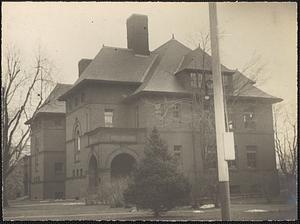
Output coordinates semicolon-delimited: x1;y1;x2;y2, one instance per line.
88;155;98;194
111;153;136;180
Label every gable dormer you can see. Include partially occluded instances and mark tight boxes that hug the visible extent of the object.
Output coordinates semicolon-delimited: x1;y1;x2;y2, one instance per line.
174;47;234;94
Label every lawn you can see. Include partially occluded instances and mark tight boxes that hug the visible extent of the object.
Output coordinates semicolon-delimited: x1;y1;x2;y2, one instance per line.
3;199;297;221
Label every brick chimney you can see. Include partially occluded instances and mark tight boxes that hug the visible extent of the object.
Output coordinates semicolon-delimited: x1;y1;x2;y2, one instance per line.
126;14;150;55
78;59;92;76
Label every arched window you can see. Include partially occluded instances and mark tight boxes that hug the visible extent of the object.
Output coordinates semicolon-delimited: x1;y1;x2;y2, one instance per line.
73;120;82;162
77;129;81;152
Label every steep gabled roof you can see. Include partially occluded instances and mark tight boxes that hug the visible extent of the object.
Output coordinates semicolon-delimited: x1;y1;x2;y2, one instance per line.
25;83;72;124
132;38;191;95
175;47;235;74
74;46;157;85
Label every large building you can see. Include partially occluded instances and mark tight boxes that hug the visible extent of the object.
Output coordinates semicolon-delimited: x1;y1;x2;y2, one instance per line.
27;14;282;201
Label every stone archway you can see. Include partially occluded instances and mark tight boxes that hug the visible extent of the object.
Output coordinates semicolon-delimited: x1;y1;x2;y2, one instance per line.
88;155;98;194
110;153;136;180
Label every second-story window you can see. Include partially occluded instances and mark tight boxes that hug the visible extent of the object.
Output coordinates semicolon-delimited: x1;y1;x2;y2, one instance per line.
104;109;114;127
246;145;257;169
243;108;256;129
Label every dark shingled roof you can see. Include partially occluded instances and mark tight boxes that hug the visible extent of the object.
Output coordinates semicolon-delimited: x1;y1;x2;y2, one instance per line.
232;71;281;101
58;37;280;103
132;39;191;95
73;46;157;85
175;47;235;74
25;83;72;124
129;39;281;102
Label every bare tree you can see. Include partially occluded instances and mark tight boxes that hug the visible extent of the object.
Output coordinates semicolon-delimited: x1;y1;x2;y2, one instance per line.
2;47;55;207
273;105;297;200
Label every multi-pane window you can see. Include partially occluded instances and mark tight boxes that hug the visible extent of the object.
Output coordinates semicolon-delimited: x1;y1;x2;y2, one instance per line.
104;109;114;127
190;72;205;88
246;145;257;169
197;74;203;88
80;168;83;176
243;109;256;129
173;103;180;118
190;73;197;87
54;162;63;174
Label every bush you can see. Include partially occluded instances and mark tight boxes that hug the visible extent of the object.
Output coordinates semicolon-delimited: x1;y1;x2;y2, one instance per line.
101;177;130;207
124;127;191;217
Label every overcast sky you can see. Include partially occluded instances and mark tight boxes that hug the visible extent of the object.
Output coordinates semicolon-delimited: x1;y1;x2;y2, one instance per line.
2;2;297;119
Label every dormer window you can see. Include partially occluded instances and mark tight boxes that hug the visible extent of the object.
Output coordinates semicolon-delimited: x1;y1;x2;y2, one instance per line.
206;79;213;92
190;72;204;89
190;73;197;87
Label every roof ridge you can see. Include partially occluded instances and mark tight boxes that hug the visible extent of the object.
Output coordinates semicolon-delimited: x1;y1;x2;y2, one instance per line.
152;38;191;53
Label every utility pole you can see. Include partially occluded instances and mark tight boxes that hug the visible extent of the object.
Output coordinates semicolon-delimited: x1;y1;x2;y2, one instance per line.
208;2;231;220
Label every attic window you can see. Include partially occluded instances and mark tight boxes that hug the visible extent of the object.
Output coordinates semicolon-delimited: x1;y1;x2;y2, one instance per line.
190;73;197;87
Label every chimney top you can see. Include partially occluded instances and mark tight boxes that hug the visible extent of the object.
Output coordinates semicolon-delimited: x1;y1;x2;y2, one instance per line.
126;14;150;55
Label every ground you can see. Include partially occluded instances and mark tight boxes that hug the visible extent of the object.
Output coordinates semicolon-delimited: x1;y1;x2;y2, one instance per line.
3;198;297;221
